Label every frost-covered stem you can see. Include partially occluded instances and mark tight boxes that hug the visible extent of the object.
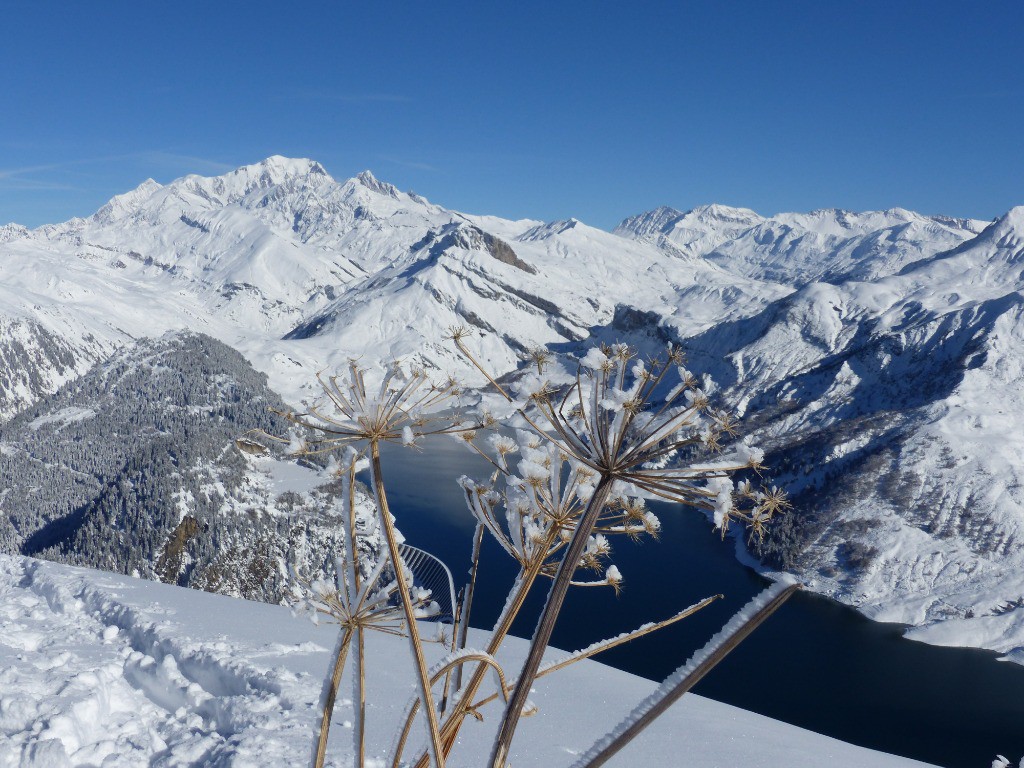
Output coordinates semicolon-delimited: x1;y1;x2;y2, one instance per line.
395;652;514;768
439;649;455;717
452;522;485;697
468;595;723;713
573;582;800;768
448;569;536;718
489;474;615;768
541;596;722;675
371;442;447;768
347;460;361;592
439;606;461;718
344;458;367;766
451;335;559;446
313;627;354;768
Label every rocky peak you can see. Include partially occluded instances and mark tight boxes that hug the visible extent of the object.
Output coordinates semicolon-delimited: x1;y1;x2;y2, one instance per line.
413;222;536;274
355;170;401;199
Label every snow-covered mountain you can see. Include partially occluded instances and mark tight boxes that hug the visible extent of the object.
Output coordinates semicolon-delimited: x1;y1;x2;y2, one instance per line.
681;206;1024;660
2;156;1022;665
0;332;375;602
615;203;987;286
616;203;765;260
0;157;786;413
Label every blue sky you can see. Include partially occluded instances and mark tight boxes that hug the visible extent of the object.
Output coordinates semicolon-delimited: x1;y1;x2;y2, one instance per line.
2;1;1022;229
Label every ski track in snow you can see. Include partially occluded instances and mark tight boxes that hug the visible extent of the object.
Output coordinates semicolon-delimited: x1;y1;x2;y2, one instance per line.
0;557;317;768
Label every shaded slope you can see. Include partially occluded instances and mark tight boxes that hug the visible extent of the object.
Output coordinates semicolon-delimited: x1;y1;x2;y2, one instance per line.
0;331;364;602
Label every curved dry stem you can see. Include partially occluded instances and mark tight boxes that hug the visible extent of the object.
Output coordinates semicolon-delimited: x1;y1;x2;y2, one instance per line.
468;594;722;714
393;652;512;768
410;548;553;768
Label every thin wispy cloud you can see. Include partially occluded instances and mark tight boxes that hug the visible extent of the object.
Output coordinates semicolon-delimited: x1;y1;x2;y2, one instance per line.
0;161;78;180
0;152;146;181
0;149;240;225
0;155;128;193
0;178;78;192
379;155;438;172
284;90;412;104
135;151;235;175
0;151;234;193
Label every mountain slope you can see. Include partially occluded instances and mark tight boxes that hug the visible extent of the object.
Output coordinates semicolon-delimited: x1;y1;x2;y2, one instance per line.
0;316;100;421
678;208;1024;657
0;331;371;602
0;158;787;411
0;553;937;768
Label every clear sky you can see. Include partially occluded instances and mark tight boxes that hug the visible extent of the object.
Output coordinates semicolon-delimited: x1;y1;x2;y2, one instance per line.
2;1;1022;229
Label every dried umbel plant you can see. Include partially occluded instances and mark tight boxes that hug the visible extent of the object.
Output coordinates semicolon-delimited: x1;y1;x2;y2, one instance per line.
254;339;789;768
461;435;661;587
256;361;478;768
285;449;440;767
446;331;789;767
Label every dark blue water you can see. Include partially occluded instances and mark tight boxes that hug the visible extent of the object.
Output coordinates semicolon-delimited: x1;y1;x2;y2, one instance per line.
369;439;1024;768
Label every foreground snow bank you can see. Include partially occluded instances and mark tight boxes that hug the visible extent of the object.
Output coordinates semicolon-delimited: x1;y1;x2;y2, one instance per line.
0;554;936;767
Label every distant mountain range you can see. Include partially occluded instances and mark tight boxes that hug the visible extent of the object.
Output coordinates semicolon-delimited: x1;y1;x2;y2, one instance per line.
2;157;1022;661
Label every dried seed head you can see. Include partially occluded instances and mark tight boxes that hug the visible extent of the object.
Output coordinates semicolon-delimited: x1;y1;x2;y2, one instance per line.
611;343;632;362
605;565;623;595
445;325;472;342
528;347;552;374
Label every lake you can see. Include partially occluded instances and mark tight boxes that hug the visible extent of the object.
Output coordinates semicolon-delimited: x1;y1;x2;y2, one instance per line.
367;438;1024;768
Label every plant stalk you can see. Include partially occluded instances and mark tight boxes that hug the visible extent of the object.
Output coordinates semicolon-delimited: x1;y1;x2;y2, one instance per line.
355;626;366;767
371;441;447;768
343;457;368;766
313;627;354;768
410;552;550;767
488;474;615;768
452;522;485;697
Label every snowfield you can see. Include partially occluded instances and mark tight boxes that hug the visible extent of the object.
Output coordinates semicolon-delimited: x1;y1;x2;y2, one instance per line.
0;554;937;768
